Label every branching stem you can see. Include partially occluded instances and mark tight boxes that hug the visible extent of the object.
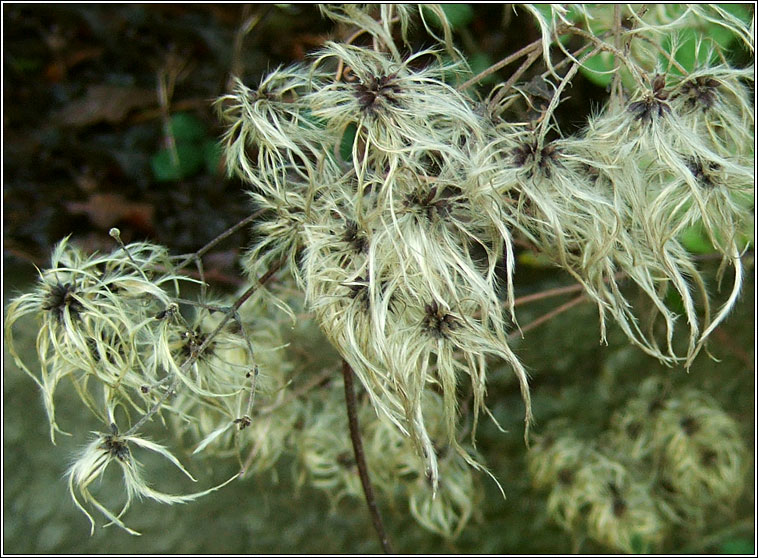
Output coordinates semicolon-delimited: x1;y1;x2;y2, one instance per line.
124;259;282;437
176;209;265;271
537;44;603;142
567;24;648;89
458;23;572;92
490;48;543;107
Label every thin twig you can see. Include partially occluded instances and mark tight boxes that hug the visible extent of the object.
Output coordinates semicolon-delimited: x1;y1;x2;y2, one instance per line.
239;369;334;476
177;209;265;271
537;44;603;142
341;359;394;554
156;52;191;169
610;5;624;107
458;22;572;92
490;48;543;107
228;5;273;91
638;35;689;75
458;37;541;92
567;24;647;89
537;40;595;81
238;415;273;477
514;272;627;307
514;283;586;306
510;295;587;339
124;374;182;438
124;259;282;437
109;228;150;283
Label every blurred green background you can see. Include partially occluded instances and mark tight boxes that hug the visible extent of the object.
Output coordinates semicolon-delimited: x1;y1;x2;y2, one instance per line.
3;4;754;554
4;259;753;554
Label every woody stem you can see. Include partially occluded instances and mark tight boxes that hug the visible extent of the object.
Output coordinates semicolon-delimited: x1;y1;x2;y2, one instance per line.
341;359;394;554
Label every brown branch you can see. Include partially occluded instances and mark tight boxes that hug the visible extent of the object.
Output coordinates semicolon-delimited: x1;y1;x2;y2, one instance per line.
176;208;265;271
490;48;543;107
514;272;626;307
457;22;572;92
457;37;541;92
610;4;624;107
123;259;282;437
510;295;587;339
566;24;647;89
341;359;394;554
514;283;586;306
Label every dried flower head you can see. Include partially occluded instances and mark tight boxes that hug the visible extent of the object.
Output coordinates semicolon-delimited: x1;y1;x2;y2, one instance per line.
651;389;749;511
529;423;668;553
68;422;233;535
4;237;191;439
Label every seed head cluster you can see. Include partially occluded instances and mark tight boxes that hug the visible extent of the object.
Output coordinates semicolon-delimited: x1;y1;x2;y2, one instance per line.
529;377;749;552
218;4;753;491
4;237;252;533
4;3;753;545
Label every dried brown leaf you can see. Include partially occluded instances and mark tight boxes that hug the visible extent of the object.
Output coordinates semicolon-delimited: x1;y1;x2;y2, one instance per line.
65;193;155;231
55;85;155;127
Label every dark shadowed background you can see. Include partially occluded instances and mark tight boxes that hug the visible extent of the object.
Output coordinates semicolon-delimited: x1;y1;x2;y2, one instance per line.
3;4;754;554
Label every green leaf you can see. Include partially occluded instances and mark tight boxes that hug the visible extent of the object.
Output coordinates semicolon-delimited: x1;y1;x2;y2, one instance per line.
580;52;616;88
517;250;555;268
300;108;327;130
658;4;752;73
168;112;207;143
150;143;205;181
202;139;222;175
629;533;650;554
467;52;498;86
422;4;474;30
737;215;754;251
528;5;577;44
720;537;754;555
662;27;719;75
679;223;715;254
530;4;553;20
706;5;752;52
664;286;686;316
707;21;737;51
717;3;753;24
531;4;579;23
339;123;358;162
